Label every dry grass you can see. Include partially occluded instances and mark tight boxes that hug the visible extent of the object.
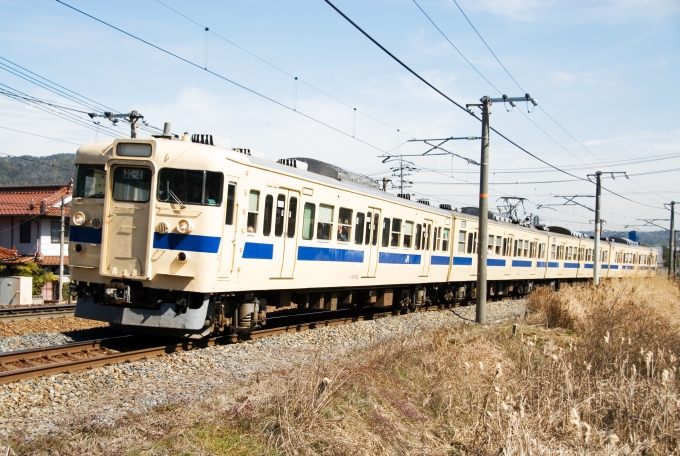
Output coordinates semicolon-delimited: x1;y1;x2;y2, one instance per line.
8;277;680;455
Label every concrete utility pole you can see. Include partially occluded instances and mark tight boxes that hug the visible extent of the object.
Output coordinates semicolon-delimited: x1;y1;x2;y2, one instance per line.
588;171;628;285
670;201;676;277
58;195;65;301
593;171;602;286
466;94;537;324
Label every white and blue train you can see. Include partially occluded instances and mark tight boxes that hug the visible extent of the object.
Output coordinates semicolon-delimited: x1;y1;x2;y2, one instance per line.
69;133;658;337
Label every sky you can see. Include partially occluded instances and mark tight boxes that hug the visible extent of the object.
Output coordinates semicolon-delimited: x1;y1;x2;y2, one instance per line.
0;0;678;235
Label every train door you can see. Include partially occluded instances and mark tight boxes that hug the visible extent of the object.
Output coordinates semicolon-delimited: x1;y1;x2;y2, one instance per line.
504;234;513;276
218;179;238;278
366;208;381;277
470;227;478;277
530;238;538;275
102;165;152;278
420;219;433;277
269;192;287;278
558;241;566;275
280;190;300;278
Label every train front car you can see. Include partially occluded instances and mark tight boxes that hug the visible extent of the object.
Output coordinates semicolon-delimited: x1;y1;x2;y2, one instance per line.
72;135;252;338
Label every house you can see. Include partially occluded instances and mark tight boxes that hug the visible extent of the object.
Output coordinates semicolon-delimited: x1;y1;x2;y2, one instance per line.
0;182;72;299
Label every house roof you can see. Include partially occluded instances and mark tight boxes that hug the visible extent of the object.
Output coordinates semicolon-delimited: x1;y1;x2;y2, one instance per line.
0;248;69;266
0;183;72;216
0;246;20;261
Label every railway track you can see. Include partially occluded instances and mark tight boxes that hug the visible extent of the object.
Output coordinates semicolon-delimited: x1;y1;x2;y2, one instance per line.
0;304;446;386
0;304;76;322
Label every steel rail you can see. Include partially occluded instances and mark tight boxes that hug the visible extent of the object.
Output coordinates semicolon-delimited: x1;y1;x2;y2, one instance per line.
0;302;486;385
0;304;76;322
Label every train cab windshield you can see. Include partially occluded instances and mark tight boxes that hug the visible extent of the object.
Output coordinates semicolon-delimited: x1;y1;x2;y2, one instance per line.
157;168;224;206
74;164;106;198
113;167;152;202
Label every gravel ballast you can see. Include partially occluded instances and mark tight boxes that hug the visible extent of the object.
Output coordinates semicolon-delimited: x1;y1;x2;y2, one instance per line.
0;299;525;439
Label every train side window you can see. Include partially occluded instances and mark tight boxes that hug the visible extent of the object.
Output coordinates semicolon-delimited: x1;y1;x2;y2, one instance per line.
365;212;372;245
523;241;529;257
372;214;379;246
501;238;507;256
529;242;535;258
275;194;286;237
487;235;494;254
382;218;391;247
263;195;273;235
495;236;502;255
338;208;352;242
539;243;546;259
302;203;315;240
467;232;474;254
286;196;298;238
550;243;556;260
404;221;414;248
355;213;365;244
317;204;333;240
426;224;431;250
458;230;466;253
442;228;450;252
247;191;260;233
514;240;519;257
391;218;402;247
579;247;584;261
225;182;236;225
415;224;422;250
435;227;441;251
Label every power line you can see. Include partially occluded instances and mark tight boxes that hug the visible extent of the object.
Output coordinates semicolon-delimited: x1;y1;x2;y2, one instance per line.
447;0;670;205
56;0;393;154
0;57;163;136
324;0;666;213
0;125;82;145
152;0;413;137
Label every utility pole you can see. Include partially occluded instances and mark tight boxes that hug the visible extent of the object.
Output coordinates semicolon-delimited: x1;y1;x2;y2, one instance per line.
670;201;676;277
88;111;145;138
593;172;602;285
588;171;627;285
58;195;65;302
466;94;537;324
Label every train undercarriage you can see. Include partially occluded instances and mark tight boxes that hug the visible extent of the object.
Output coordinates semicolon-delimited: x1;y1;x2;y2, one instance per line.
73;277;587;338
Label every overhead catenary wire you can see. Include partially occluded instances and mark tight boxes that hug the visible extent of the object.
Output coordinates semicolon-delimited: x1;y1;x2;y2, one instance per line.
322;0;666;213
152;0;413;138
56;0;394;155
446;0;670;206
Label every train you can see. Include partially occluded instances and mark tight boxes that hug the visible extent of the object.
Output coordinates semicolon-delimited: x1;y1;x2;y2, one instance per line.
69;133;658;337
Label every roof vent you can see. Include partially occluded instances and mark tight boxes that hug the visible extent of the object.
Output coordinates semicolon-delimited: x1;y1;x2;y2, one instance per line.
233;148;251;156
417;199;430;206
439;203;452;210
397;193;411;200
277;158;309;171
191;134;231;149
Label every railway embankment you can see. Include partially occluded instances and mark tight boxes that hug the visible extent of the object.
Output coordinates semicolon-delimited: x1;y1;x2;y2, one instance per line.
2;278;678;454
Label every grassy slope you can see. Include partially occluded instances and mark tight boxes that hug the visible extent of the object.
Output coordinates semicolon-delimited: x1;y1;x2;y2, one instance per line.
7;277;680;455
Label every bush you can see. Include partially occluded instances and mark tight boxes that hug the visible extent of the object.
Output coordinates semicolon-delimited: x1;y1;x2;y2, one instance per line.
12;262;57;296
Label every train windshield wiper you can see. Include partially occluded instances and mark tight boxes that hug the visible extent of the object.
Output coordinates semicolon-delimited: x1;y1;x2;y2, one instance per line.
168;189;185;209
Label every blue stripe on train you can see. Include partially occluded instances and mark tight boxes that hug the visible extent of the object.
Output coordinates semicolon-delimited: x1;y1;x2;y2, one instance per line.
298;246;364;262
584;263;594;269
488;259;505;267
153;232;221;253
379;252;421;264
431;255;450;265
243;242;274;259
512;260;532;268
453;256;473;265
564;262;580;269
70;225;102;244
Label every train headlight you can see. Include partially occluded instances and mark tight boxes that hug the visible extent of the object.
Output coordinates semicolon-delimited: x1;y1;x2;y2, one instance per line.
177;219;193;234
177;252;189;263
72;212;87;226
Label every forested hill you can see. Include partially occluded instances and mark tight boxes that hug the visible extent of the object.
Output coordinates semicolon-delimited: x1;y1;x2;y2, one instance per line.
0;154;75;186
